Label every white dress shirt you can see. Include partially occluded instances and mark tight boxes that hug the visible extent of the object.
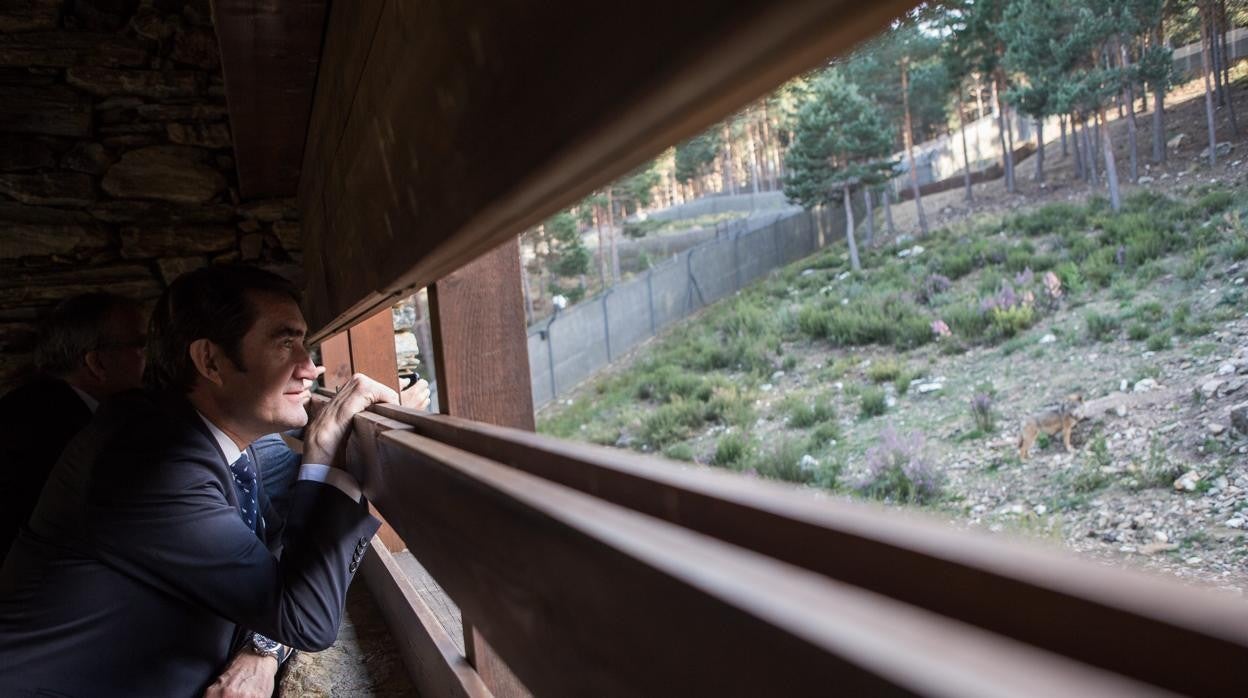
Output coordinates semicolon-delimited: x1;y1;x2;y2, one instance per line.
196;413;362;503
69;385;98;413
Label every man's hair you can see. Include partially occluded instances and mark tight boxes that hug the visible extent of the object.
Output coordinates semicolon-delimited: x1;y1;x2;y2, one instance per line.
146;265;301;393
35;293;144;378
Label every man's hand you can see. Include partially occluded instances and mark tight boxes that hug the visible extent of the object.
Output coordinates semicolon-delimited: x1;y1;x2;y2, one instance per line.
204;652;277;698
400;378;431;411
304;373;398;466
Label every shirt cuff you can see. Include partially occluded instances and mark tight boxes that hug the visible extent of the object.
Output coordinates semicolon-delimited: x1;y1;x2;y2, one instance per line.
298;463;363;503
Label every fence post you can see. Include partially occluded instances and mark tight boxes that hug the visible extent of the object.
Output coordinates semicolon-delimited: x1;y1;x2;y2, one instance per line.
544;310;559;402
733;231;742;291
601;290;613;363
646;268;657;336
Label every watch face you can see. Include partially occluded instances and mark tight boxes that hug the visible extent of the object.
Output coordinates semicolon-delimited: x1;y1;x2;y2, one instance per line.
252;634;281;655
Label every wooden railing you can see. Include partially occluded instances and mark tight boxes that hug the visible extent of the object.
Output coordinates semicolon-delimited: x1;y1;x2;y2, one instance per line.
312;396;1248;697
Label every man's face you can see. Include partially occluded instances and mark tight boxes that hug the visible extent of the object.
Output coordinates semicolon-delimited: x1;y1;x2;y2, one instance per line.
92;305;147;396
216;292;318;436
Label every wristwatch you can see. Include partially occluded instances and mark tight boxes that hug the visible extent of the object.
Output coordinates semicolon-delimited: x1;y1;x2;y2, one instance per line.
250;633;285;661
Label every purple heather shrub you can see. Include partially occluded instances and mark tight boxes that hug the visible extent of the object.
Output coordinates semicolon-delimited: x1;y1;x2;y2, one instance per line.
1014;267;1034;287
980;281;1021;314
1115;245;1127;267
917;274;952;305
858;425;942;503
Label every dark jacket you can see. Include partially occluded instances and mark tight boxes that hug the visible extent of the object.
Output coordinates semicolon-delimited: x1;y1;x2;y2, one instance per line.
0;376;92;561
0;390;379;697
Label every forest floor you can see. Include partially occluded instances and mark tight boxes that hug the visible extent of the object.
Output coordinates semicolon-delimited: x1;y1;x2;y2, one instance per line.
538;72;1248;596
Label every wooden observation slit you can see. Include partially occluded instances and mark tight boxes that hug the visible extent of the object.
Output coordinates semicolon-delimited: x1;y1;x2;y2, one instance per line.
199;0;1248;695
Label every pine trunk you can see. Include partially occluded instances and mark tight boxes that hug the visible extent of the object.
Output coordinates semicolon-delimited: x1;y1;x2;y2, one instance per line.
721;123;736;195
843;185;860;271
1151;26;1166;164
1201;3;1219;167
1120;38;1139;183
1060;114;1068;158
994;74;1015;194
1100;107;1121;212
520;256;534;322
958;87;973;201
882;186;897;236
593;205;607;287
1217;0;1240;136
901;58;929;235
1072;113;1084;180
607;188;620;284
863;187;875;248
1034;119;1044;183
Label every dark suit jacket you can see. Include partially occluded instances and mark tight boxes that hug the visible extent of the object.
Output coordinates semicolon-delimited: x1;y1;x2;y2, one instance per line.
0;390;380;697
0;376;92;562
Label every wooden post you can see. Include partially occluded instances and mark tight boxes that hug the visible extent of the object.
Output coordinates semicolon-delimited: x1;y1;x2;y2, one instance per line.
318;308;406;553
429;237;535;697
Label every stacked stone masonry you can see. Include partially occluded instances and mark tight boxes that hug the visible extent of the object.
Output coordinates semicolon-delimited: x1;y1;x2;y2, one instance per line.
0;0;303;394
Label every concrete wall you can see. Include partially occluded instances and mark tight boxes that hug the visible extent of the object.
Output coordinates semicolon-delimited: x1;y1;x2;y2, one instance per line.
644;190;792;221
529;202;846;408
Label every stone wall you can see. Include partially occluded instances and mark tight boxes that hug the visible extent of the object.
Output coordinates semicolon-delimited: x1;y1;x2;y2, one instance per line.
0;0;302;394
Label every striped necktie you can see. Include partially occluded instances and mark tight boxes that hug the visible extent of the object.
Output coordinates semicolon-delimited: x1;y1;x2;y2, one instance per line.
230;451;260;534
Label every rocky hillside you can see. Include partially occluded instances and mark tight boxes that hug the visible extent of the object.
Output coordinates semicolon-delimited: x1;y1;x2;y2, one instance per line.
540;180;1248;594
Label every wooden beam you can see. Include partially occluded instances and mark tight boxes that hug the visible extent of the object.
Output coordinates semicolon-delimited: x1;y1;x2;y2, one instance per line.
428;239;533;696
361;429;1167;697
359;535;492;698
368;406;1248;698
428;240;534;429
211;0;328;199
299;0;918;340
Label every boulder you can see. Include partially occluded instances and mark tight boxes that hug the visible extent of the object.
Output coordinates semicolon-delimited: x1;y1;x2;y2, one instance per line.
1231;403;1248;435
1166;133;1186;150
1199;142;1234;159
0;172;95;207
0;224;109;259
171;28;220;70
0;135;55;172
166;122;232;149
0;32;146;68
0;86;91;137
101;146;225;205
1174;470;1201;492
66;67;201;99
61;142;114;176
0;0;60;32
120;225;236;259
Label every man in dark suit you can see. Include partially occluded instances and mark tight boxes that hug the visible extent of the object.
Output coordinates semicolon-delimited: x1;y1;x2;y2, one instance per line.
0;293;147;560
0;266;395;697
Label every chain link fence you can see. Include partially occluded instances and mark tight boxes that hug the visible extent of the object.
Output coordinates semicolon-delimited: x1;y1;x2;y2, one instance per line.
528;201;852;409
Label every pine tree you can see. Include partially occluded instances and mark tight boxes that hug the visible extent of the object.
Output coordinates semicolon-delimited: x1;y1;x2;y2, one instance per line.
782;70;894;271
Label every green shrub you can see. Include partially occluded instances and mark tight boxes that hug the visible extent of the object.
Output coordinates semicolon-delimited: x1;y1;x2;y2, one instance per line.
640;398;707;448
1012;202;1087;237
867;358;904;383
1054;261;1086;296
634;365;704;403
783;396;835;428
944;303;990;341
988;305;1035;339
1146;333;1171;352
859;387;888;419
704;384;756;427
1004;248;1035;273
751;438;816;484
1179;247;1210;281
893;371;915;395
936;249;976;280
1084;312;1121;342
712;432;751;467
1187;190;1236;220
1066;236;1101;263
809;421;841;449
805;295;932;350
662;442;695;461
1130;301;1165;323
1081;247;1118;288
1127;323;1150;341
